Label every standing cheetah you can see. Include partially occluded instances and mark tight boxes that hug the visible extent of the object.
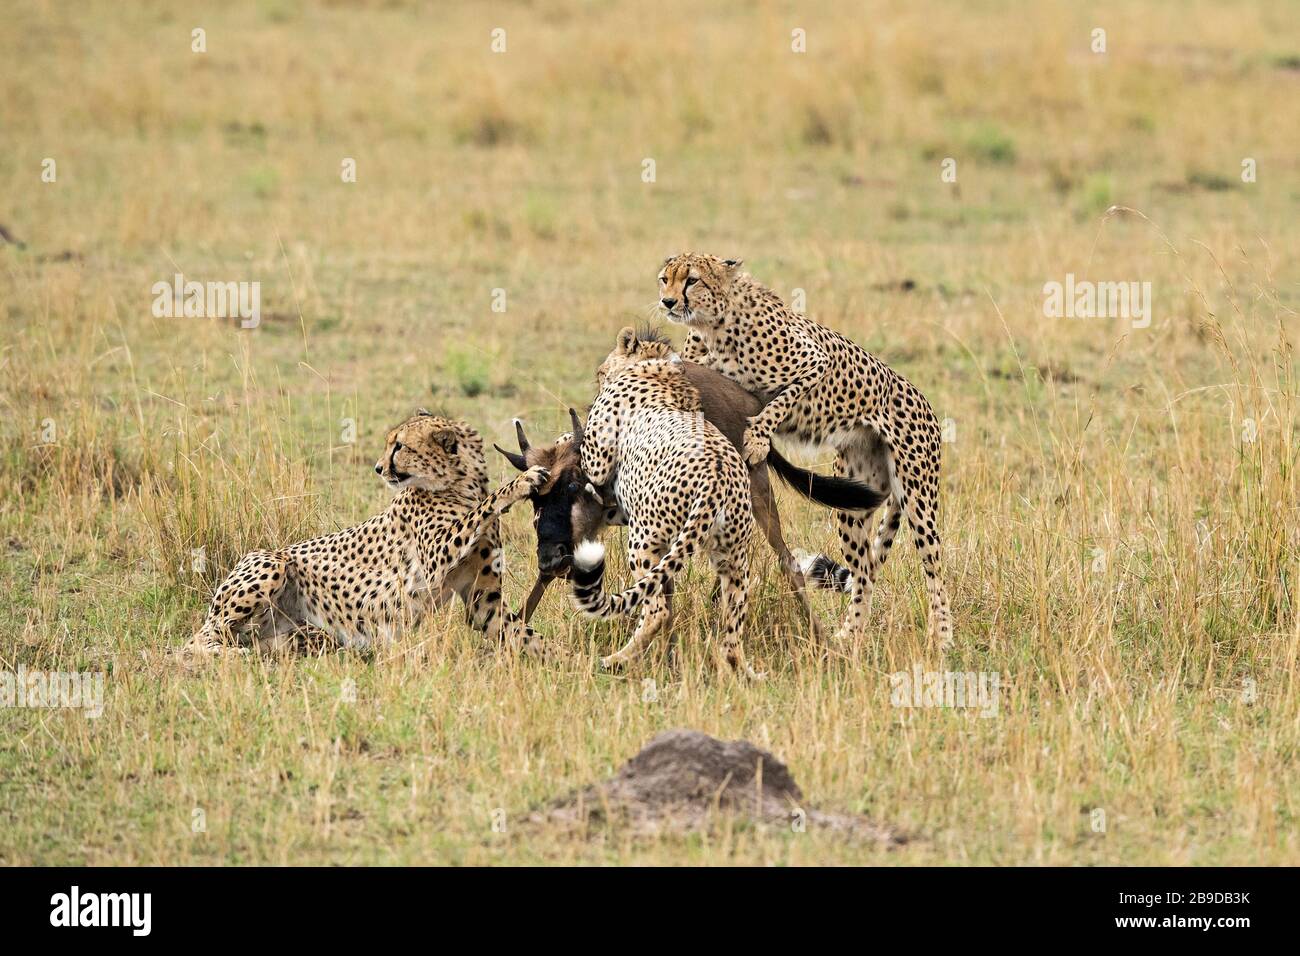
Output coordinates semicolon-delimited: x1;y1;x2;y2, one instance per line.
658;253;953;645
189;411;550;655
569;357;761;678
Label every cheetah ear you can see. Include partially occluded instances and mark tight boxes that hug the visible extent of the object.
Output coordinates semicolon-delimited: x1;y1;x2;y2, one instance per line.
415;407;434;417
615;326;637;355
432;430;458;455
723;258;743;272
663;254;676;265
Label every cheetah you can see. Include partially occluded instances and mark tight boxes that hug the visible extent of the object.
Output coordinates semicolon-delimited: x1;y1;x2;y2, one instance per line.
188;411;550;655
658;253;953;646
568;357;761;678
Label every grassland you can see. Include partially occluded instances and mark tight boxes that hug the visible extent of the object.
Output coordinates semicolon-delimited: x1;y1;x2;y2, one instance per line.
1;0;1298;865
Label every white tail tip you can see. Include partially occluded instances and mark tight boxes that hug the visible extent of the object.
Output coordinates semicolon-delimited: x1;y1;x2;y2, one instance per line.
573;540;606;570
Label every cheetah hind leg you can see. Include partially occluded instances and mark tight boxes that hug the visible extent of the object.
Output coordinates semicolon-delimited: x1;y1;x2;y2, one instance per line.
897;479;953;649
289;623;337;656
832;506;880;644
712;554;763;681
829;439;893;643
187;550;291;656
600;540;672;671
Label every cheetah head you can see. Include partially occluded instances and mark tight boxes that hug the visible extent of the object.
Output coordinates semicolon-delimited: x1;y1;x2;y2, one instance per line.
375;411;485;493
596;325;676;386
658;253;743;326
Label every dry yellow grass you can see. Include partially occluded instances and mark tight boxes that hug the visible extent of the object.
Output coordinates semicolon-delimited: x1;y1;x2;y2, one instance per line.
1;0;1298;864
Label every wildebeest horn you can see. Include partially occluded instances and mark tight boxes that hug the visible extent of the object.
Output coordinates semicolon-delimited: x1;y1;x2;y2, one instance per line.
568;408;584;446
513;418;530;454
493;444;527;471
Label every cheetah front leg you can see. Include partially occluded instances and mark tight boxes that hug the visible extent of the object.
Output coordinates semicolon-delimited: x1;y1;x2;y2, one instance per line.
464;552;553;658
419;466;548;594
741;343;828;464
460;539;509;640
458;530;567;663
500;614;570;662
467;576;565;662
289;623;338;655
679;330;712;365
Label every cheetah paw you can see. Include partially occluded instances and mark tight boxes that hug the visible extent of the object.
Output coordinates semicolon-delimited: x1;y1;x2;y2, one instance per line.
520;465;550;494
741;429;769;466
503;466;549;508
832;624;867;646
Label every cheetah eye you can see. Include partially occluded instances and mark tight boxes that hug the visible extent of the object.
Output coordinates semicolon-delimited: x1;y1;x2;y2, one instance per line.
685;276;698;287
659;276;666;284
393;442;403;452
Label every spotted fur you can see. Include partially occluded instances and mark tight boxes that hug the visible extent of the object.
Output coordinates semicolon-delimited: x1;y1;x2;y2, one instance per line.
658;253;953;645
188;412;552;656
571;358;761;678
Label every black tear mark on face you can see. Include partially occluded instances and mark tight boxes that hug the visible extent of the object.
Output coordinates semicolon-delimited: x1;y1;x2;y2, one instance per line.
378;442;412;482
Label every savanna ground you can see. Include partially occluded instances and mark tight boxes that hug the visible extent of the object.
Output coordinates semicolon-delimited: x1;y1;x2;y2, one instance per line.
1;0;1298;865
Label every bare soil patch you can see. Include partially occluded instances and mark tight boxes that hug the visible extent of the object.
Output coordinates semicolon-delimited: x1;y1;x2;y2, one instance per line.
531;729;905;843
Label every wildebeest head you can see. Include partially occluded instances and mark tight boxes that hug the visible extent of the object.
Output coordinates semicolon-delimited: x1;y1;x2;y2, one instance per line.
495;410;619;576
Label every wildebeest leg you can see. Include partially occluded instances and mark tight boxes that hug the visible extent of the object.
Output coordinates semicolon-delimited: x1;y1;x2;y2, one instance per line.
749;463;826;643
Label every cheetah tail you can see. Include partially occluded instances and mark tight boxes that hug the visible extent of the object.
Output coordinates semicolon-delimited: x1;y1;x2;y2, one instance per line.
792;549;854;593
569;495;714;619
766;448;887;513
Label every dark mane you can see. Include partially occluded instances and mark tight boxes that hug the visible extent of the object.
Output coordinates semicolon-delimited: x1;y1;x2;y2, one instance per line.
635;323;672;346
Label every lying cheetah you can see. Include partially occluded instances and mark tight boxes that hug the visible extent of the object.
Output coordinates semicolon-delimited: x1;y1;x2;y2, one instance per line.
569;357;761;678
189;411;550;655
658;254;953;645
